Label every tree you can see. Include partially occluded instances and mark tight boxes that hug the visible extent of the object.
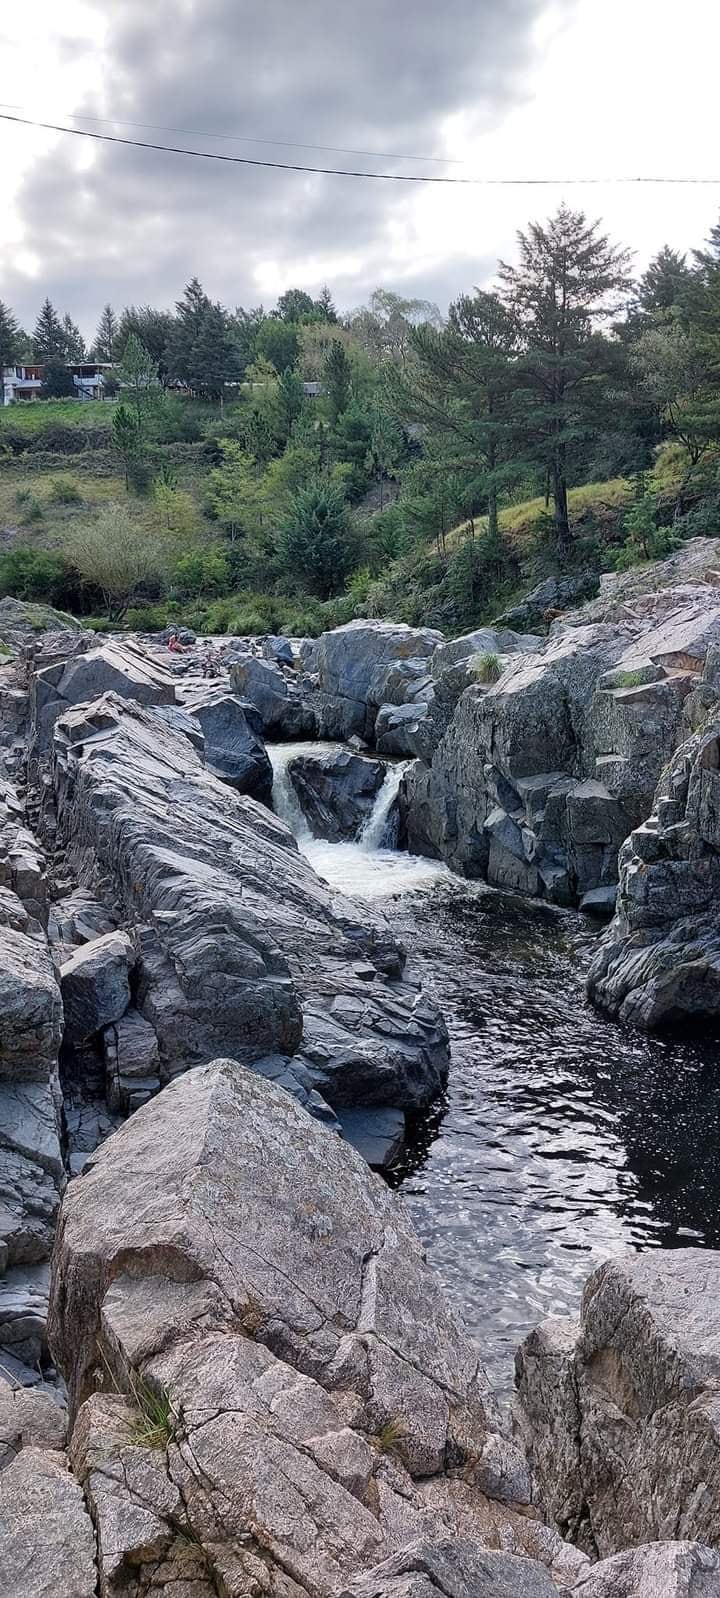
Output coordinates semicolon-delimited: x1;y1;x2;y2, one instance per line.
637;246;692;316
276;479;353;597
64;504;169;620
276;368;304;441
117;306;175;378
94;303;118;361
316;285;337;323
62;314;85;361
366;407;403;509
42;358;75;399
403;290;521;547
499;205;632;559
255;317;300;373
349;289;443;368
324;340;352;422
112;402;140;490
117;334;159;450
33;298;67;360
207;440;266;544
166;277;211;382
187;303;241;405
276;288;316;323
0;301;21;369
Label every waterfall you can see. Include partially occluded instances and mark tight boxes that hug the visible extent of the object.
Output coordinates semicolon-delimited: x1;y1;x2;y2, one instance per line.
360;760;411;851
268;740;447;900
269;741;314;841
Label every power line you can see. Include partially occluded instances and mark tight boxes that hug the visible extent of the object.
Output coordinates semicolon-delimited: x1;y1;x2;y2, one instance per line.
2;112;720;186
0;101;465;166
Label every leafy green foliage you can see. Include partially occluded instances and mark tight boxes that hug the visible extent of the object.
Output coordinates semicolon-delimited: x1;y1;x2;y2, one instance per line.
276;479;354;598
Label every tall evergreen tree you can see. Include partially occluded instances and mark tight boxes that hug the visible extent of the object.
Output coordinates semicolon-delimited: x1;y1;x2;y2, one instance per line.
499;205;632;558
0;301;21;369
94;303;118;361
62;314;85;361
33;298;67;361
324;340;352;422
404;290;521;547
187;303;241;404
637;246;692;315
316;284;338;323
167;277;211;382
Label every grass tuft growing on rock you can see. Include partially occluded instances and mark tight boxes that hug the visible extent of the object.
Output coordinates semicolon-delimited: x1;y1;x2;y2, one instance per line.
374;1416;407;1455
128;1373;175;1450
471;650;501;684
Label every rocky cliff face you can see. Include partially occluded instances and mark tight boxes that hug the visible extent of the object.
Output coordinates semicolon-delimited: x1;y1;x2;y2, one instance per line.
587;720;720;1025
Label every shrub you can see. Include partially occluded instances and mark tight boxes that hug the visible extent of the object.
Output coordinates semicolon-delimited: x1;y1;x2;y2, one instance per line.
48;475;83;506
0;545;72;605
471;650;501;684
20;498;44;526
227;607;267;636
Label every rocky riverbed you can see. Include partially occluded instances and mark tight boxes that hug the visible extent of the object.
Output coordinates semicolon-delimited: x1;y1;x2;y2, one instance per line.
0;543;719;1594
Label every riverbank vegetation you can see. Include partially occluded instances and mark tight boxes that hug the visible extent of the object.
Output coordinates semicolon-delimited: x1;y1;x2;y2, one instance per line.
1;205;719;635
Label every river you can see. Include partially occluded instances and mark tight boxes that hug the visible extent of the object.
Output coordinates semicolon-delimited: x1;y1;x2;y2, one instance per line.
270;743;720;1397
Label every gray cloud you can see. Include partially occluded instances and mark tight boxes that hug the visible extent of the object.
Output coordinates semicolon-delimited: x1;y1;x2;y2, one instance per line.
4;0;575;337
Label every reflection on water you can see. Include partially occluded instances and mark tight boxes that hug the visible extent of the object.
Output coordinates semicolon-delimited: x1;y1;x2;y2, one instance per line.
384;881;720;1397
268;739;720;1398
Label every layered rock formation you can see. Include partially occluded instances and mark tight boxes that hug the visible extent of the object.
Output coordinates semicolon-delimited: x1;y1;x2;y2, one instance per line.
51;693;448;1112
514;1250;720;1559
587;721;720;1025
402;550;720;911
288;747;387;842
45;1059;589;1597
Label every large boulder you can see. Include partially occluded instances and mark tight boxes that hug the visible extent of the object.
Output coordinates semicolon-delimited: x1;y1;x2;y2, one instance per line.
0;926;63;1083
315;620;442;742
514;1249;720;1558
51;695;448;1111
0;1445;98;1598
30;638;176;757
340;1540;562;1596
494;571;600;632
289;749;386;841
229;653;317;738
49;1059;582;1596
572;1543;720;1597
588;724;720;1026
60;930;133;1047
178;686;273;801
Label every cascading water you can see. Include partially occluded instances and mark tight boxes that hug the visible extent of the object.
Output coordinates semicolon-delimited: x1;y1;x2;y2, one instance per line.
268;738;720;1400
269;741;447;898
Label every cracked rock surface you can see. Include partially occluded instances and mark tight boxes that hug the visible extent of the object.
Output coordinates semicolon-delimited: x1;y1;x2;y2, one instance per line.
48;1058;585;1597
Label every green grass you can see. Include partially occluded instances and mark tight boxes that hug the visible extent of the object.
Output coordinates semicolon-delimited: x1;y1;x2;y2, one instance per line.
374;1416;407;1455
471;649;501;684
0;399;115;433
128;1375;175;1449
612;668;651;688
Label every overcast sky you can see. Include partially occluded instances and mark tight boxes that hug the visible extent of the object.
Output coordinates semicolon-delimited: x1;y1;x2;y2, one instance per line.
2;0;719;340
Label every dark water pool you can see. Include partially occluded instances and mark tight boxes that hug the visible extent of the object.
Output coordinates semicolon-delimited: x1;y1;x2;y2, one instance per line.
385;881;720;1397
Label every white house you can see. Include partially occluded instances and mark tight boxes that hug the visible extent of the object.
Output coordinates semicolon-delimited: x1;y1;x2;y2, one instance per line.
1;362;114;406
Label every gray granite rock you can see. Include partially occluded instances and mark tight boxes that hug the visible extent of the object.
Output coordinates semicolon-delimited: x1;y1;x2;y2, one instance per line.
230;653;317;738
0;927;62;1083
573;1542;720;1597
0;1445;97;1597
289;748;386;841
339;1538;563;1597
49;1059;584;1596
514;1248;720;1558
588;726;720;1025
178;686;273;801
30;637;176;756
60;930;133;1046
52;695;448;1110
315;620;442;742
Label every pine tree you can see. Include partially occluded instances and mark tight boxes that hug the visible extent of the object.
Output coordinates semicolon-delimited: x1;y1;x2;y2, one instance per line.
187;303;241;405
0;301;21;369
637;247;692;315
499;205;632;559
167;277;211;383
94;303;118;361
117;334;159;450
33;298;67;361
324;340;352;422
316;285;337;323
62;314;85;361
